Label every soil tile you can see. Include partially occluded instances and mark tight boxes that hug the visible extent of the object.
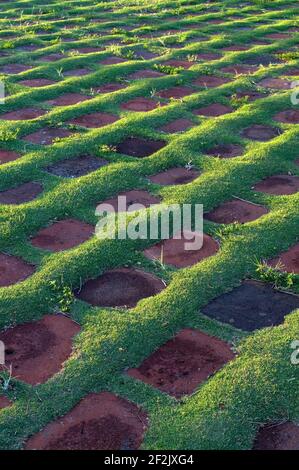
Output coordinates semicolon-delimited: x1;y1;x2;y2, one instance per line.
254;174;299;195
241;124;281;141
259;77;292;89
0;108;46;121
163;59;193;69
157;86;194;99
274;109;299;124
144;231;219;268
30;218;94;252
25;392;147;450
69;112;119;128
23;128;74;145
206;143;244;158
95;83;126;93
116;137;166;158
19;79;56;87
128;328;234;398
99;56;127;65
234;90;266;102
202;280;299;331
63;68;91;77
46;155;108;178
193;103;233;117
221;64;258;74
205;199;268;224
0;150;21;165
0;182;43;205
46;93;91;106
160;118;194;133
149;167;200;185
0;64;33;74
121;97;158;112
0;315;80;385
197;52;221;61
253;422;299;450
39;53;65;62
128;69;165;80
0;253;35;287
99;190;160;212
242;54;282;66
193;75;231;88
269;243;299;274
75;268;165;308
0;396;11;410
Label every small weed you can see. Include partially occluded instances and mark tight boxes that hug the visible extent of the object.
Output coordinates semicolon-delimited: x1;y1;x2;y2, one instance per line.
49;279;74;313
255;260;297;290
154;64;184;75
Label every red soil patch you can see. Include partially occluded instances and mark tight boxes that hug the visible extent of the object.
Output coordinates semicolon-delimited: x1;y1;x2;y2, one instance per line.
144;231;219;268
269;243;299;274
206;143;244;158
128;328;234;398
149;167;200;185
221;64;258;75
20;79;56;88
193;103;233;117
63;68;91;77
157;86;194;99
23;128;74;145
266;32;291;40
75;268;165;308
95;83;126;93
0;108;46;121
135;50;158;59
0;150;20;165
25;392;148;450
222;44;250;51
121;97;158;112
284;69;299;77
163;59;193;69
99;190;160;212
0;315;80;385
0;396;11;409
0;182;43;205
234;90;266;102
116;137;166;157
30;218;94;252
100;56;127;65
274;109;299;124
160;118;194;133
39;53;65;62
0;64;33;74
76;47;104;54
205;199;268;224
46;93;91;106
0;253;35;287
46;155;108;178
128;69;165;80
259;77;291;89
253;422;299;450
69;112;119;128
193;75;231;88
254;175;299;195
197;52;221;61
241;124;281;141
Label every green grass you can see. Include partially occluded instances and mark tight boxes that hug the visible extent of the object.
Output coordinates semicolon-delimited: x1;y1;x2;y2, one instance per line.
0;0;299;450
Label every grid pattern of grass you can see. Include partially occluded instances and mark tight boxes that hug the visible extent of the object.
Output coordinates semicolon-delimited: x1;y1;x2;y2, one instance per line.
0;0;299;450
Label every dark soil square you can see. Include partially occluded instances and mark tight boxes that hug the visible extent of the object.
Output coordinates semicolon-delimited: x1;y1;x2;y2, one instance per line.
193;103;233;117
25;392;148;450
127;328;234;398
157;86;195;99
202;280;299;331
274;109;299;124
205;199;268;224
63;68;91;77
0;253;35;287
144;231;219;268
193;75;231;88
46;93;91;106
253;422;299;450
270;243;299;274
75;268;165;308
0;150;20;165
0;64;33;74
0;396;11;410
242;54;282;66
241;124;281;141
220;64;258;75
23;128;74;145
259;77;292;89
19;79;57;87
95;83;127;93
0;182;43;205
149;167;200;185
99;56;127;65
46;155;108;178
205;143;244;158
116;137;166;158
0;108;47;121
39;53;65;62
254;175;299;195
163;59;193;69
30;218;94;252
234;90;266;102
121;97;158;112
197;52;221;61
99;190;160;212
0;315;80;385
160;118;194;133
69;112;119;128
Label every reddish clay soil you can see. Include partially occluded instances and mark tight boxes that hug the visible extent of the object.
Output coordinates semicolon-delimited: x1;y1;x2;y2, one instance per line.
121;97;158;112
75;268;165;308
39;53;65;62
242;54;282;66
76;47;104;54
234;90;266;102
95;83;126;93
128;328;234;398
46;155;108;178
202;280;299;331
0;64;33;74
222;44;250;51
0;315;80;385
0;150;20;165
149;167;200;185
135;50;158;59
253;422;299;450
221;64;258;74
241;124;281;141
46;93;91;106
284;69;299;77
0;108;46;121
25;392;148;450
205;199;268;224
128;69;165;80
160;118;194;133
99;56;127;65
254;175;299;195
163;59;193;69
274;109;299;124
69;112;119;128
259;77;292;89
0;396;11;410
63;68;91;77
144;231;219;268
30;218;94;252
116;137;166;157
193;103;233;117
99;190;160;212
266;32;291;40
206;143;244;158
193;75;231;88
197;52;221;61
157;86;194;99
19;79;56;87
269;243;299;274
23;128;74;145
0;253;35;287
0;182;43;205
